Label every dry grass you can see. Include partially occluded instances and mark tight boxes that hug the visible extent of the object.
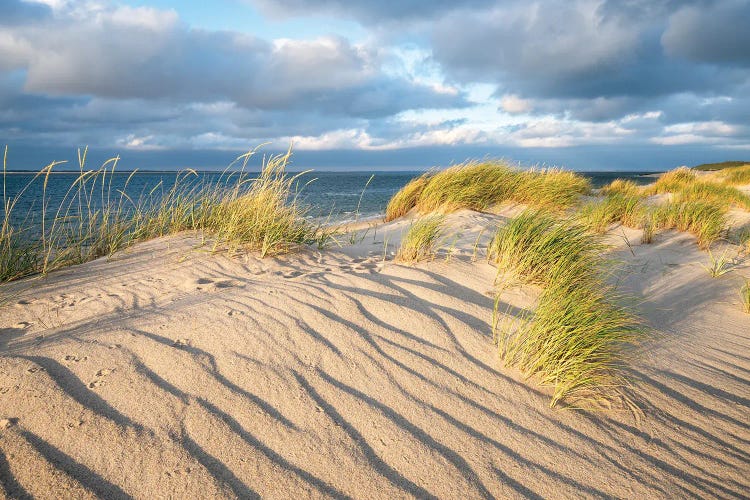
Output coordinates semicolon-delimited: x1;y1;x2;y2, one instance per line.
385;172;432;221
741;279;750;314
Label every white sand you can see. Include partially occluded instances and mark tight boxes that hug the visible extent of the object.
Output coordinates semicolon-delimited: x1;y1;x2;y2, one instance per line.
1;207;749;498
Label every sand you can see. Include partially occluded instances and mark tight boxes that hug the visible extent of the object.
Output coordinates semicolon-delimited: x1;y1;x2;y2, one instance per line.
1;206;749;499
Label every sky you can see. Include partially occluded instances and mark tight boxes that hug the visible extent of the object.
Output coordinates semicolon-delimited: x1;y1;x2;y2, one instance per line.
1;0;749;171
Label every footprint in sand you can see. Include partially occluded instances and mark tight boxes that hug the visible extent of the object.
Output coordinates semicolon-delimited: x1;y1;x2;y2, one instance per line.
89;368;113;389
14;321;32;329
196;278;214;285
64;355;87;363
17;299;34;305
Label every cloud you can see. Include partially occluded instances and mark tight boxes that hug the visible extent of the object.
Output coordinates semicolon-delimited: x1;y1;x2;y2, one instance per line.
250;0;492;23
662;0;750;66
1;0;749;166
0;3;466;116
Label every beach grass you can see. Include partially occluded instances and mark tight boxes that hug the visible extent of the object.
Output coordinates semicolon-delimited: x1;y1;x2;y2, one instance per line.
578;194;646;233
384;172;432;221
386;161;591;220
722;164;750;185
0;146;318;282
701;249;734;278
489;209;642;407
600;178;642;197
652;200;727;248
396;215;445;263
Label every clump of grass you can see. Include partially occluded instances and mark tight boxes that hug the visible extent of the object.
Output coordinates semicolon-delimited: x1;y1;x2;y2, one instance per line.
488;210;602;287
578;194;646;233
512;168;592;209
396;215;445;263
674;182;750;210
416;162;520;214
652;200;727;249
490;209;642;407
701;249;734;278
385;173;432;221
1;145;318;282
641;219;655;244
741;279;750;314
386;161;591;220
646;167;697;194
734;227;750;251
719;164;750;185
204;152;314;257
600;178;641;197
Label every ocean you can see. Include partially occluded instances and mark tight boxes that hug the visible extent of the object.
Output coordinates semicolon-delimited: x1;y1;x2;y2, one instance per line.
2;170;658;226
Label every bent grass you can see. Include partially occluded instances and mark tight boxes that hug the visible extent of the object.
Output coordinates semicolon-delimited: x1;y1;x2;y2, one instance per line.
396;215;445;263
1;145;319;282
386;161;591;221
489;210;643;407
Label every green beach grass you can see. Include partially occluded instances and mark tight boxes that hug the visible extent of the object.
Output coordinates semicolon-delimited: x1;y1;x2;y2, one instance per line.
489;210;642;407
396;215;445;263
385;160;590;221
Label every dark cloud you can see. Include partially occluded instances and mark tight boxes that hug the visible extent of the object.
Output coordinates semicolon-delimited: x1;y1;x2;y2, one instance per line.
662;0;750;66
0;5;465;117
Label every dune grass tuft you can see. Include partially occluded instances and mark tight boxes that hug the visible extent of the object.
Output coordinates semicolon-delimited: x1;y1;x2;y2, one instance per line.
385;172;432;221
396;215;445;263
578;194;646;233
645;167;750;210
646;167;697;194
1;146;318;282
652;200;727;249
386;161;591;220
489;209;642;407
722;164;750;185
600;178;642;197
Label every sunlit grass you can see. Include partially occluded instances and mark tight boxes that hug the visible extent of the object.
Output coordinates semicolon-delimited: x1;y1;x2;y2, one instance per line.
652;200;727;249
386;161;591;220
741;279;750;314
600;178;642;197
396;215;445;263
1;146;320;282
489;209;642;407
578;194;646;233
385;172;432;221
645;167;697;194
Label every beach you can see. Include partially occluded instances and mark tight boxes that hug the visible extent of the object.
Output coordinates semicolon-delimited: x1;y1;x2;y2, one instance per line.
1;198;749;498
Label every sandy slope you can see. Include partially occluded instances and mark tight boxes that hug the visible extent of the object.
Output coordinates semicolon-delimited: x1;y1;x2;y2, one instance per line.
0;208;749;499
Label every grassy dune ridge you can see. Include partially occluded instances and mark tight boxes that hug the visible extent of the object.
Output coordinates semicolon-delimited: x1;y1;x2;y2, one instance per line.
385;161;591;221
384;161;750;406
1;146;319;282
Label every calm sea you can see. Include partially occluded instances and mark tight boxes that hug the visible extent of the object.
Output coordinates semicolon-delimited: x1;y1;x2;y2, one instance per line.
2;170;658;226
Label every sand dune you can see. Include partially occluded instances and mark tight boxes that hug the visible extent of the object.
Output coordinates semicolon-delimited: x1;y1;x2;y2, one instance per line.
1;209;749;498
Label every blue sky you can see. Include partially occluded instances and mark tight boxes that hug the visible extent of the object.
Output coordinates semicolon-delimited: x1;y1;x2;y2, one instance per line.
1;0;749;170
